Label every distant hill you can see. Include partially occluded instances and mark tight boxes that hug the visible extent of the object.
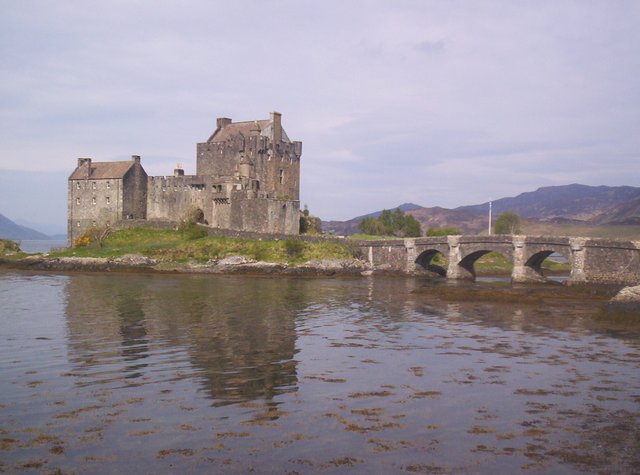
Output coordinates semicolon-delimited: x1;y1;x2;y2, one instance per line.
457;184;640;224
406;207;486;234
0;213;50;240
592;195;640;225
322;184;640;235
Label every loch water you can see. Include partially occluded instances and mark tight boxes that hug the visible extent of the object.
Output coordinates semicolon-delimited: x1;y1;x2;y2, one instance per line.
1;270;639;474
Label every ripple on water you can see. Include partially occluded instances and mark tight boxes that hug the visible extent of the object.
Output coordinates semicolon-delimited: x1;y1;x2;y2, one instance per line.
0;272;639;474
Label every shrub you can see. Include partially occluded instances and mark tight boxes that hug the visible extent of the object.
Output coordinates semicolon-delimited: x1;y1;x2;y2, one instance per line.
300;204;323;234
0;239;21;253
426;227;461;237
73;234;92;247
285;240;305;259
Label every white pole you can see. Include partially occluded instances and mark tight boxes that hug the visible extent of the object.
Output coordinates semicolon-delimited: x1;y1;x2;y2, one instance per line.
488;201;492;235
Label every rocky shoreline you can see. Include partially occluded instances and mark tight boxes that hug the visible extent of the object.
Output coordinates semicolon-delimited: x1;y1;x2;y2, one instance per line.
0;254;375;277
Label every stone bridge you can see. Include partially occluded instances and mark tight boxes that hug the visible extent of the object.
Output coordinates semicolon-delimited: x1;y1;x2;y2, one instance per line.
355;235;640;285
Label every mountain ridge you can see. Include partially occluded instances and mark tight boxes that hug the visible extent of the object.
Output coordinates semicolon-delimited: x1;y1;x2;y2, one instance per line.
322;184;640;235
0;213;52;240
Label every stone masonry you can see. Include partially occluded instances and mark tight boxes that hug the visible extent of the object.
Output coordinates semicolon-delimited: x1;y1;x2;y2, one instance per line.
358;235;640;286
68;112;302;244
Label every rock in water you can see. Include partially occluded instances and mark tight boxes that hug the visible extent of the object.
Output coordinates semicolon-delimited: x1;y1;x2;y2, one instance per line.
608;285;640;313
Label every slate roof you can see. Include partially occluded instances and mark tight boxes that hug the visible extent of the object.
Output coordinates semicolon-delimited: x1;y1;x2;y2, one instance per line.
69;160;134;180
209;119;291;143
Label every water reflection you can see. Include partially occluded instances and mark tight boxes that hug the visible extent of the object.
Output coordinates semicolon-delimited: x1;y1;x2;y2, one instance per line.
64;274;301;404
1;271;639;474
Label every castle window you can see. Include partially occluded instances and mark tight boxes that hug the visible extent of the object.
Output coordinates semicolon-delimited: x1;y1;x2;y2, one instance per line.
76;197;80;205
76;221;80;227
92;197;96;205
92;221;96;227
106;181;110;189
106;197;111;205
76;182;81;190
279;169;284;184
92;182;96;190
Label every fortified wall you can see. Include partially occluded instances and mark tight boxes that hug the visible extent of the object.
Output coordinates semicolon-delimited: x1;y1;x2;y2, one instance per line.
68;112;301;243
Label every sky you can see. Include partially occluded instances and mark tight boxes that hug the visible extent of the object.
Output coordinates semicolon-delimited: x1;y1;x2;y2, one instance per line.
1;0;639;234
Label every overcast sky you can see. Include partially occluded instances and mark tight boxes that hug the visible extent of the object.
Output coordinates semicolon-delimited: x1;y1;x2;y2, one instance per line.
1;0;639;233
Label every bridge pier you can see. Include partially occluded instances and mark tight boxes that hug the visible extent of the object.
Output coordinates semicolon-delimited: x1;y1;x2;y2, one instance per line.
511;236;548;283
404;239;418;273
568;237;587;284
446;235;475;280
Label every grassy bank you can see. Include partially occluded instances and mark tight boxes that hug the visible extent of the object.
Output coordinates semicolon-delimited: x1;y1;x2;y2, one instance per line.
51;227;354;265
521;222;640;239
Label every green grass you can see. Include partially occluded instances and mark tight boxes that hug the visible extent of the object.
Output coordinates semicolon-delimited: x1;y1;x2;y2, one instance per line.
51;227;354;265
474;252;513;274
474;252;570;275
521;222;640;239
349;234;401;240
426;251;570;275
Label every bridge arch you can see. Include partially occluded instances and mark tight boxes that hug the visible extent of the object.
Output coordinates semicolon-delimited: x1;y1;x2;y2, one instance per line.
415;249;448;277
519;247;571;281
456;249;512;280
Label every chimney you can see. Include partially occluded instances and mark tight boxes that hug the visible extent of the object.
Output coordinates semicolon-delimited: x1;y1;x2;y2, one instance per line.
77;157;92;168
217;117;232;129
132;155;141;164
271;111;282;142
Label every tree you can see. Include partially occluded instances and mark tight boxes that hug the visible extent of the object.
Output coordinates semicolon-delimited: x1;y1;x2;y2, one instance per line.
358;208;422;237
359;216;386;235
494;211;521;234
403;215;422;237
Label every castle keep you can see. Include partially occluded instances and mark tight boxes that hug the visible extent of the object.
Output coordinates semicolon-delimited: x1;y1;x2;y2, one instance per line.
68;112;302;243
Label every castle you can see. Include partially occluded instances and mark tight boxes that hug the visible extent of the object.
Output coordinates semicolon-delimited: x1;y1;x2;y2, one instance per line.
68;112;302;243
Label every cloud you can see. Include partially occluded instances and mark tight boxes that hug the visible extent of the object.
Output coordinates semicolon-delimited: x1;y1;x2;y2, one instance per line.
0;0;638;226
415;40;445;54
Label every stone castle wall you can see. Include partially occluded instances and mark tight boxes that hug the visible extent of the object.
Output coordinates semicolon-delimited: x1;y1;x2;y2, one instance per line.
68;178;124;242
69;112;302;243
146;175;208;222
122;162;148;220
